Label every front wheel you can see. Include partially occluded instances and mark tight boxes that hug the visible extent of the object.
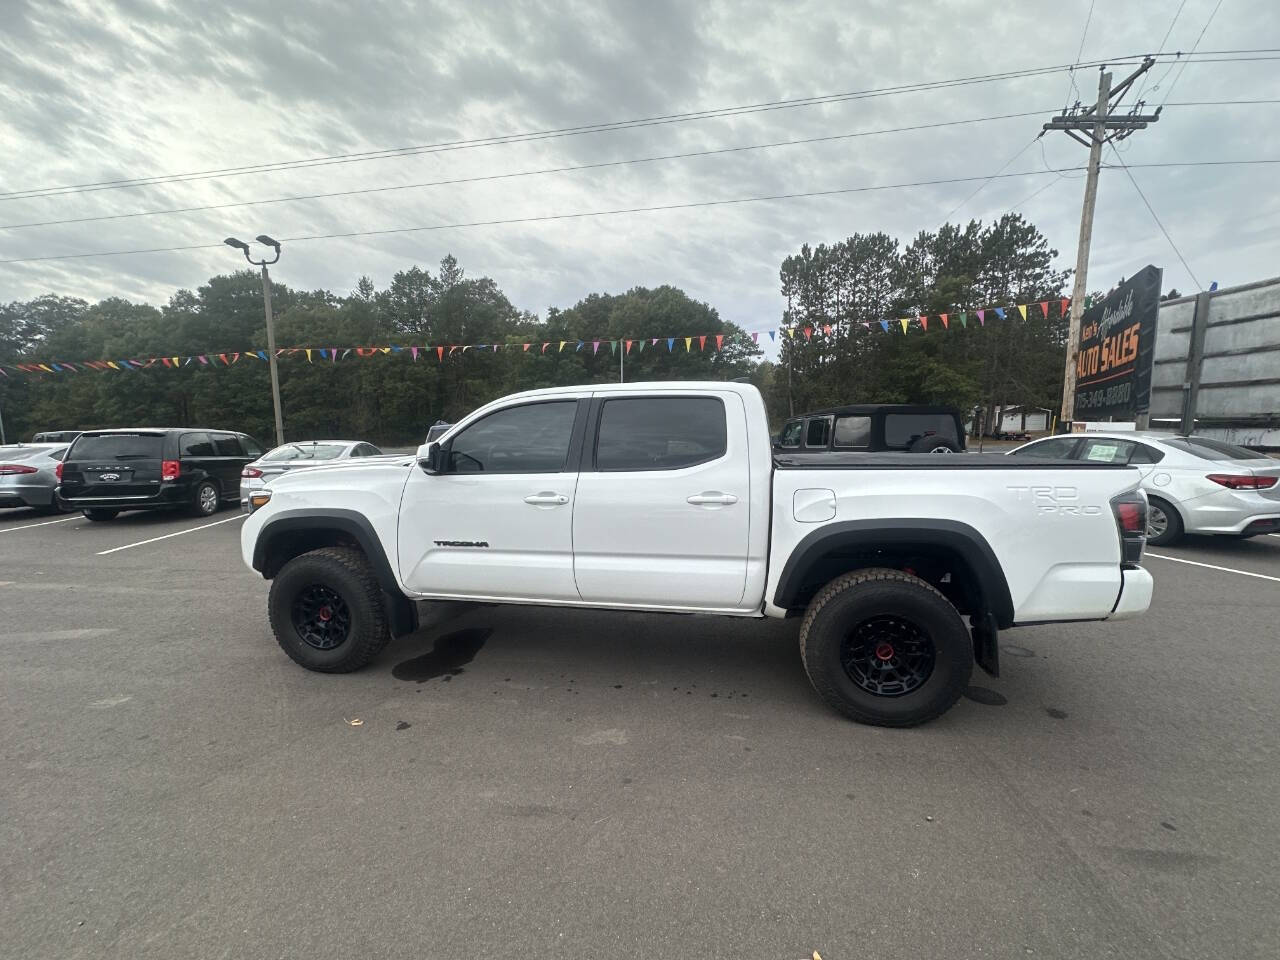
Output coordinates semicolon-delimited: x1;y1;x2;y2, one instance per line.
1145;497;1183;546
799;568;973;727
268;547;392;672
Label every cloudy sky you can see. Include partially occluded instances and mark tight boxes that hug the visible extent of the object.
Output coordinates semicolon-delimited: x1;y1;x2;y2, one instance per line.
2;0;1277;344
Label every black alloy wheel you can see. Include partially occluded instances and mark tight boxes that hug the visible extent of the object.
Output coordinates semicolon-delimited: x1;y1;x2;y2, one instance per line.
840;615;936;697
291;584;352;650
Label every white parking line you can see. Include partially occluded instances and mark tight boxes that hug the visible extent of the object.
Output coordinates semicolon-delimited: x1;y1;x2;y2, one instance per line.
96;515;245;555
1145;552;1280;584
0;515;78;533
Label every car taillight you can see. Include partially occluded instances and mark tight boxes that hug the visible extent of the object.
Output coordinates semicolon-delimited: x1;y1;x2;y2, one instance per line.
1111;490;1147;565
56;462;63;481
1206;473;1277;490
161;460;181;481
0;464;38;475
242;467;263;478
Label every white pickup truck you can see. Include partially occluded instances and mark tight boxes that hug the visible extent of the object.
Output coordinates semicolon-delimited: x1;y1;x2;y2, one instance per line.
240;382;1153;726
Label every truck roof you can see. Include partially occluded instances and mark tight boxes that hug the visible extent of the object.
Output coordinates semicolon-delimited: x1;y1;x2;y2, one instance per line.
477;380;763;404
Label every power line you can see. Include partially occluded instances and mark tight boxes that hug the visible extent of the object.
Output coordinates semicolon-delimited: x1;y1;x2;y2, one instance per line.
1109;146;1202;289
1134;0;1189;103
1064;0;1098;105
941;136;1041;222
3;50;1273;203
1159;0;1227;109
0;109;1054;232
0;167;1089;265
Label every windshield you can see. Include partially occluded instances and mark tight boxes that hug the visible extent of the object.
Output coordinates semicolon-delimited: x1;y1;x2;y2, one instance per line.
70;433;164;460
261;443;348;462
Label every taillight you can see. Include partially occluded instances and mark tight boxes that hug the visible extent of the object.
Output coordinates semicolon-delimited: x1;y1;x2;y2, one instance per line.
1111;490;1147;565
56;462;63;481
1206;473;1277;490
161;460;181;481
242;467;263;478
0;464;38;475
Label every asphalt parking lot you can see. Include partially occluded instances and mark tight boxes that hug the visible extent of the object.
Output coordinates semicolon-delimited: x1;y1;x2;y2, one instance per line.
2;506;1278;960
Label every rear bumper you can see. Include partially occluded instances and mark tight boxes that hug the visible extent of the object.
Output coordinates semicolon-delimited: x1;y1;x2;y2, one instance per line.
1182;489;1280;535
0;481;56;507
57;484;188;511
1108;566;1154;621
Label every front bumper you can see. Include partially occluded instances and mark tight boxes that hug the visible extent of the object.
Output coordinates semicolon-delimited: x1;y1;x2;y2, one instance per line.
1108;566;1154;621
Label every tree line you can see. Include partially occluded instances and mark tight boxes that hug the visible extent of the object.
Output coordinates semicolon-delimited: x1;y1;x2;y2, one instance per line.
2;214;1079;446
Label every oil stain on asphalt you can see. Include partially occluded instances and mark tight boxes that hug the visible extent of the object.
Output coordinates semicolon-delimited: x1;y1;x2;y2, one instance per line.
392;627;492;683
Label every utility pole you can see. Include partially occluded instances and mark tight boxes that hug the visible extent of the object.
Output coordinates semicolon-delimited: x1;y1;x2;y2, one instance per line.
620;338;625;383
1045;57;1159;426
224;235;285;448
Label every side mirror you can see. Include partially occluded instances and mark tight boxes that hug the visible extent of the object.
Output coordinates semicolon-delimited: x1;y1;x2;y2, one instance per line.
416;441;444;474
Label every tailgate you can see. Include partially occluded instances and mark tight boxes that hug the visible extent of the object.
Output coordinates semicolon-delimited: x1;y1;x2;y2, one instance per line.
62;432;166;500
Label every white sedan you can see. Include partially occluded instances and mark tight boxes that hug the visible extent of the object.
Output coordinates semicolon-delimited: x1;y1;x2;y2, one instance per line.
1008;432;1280;545
240;440;384;504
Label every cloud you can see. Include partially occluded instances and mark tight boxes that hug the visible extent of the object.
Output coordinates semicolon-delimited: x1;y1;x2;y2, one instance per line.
2;0;1278;345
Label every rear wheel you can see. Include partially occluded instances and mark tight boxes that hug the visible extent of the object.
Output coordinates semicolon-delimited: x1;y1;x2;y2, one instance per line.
799;568;973;727
268;547;391;673
1145;497;1183;546
190;480;220;517
82;508;119;521
908;436;962;454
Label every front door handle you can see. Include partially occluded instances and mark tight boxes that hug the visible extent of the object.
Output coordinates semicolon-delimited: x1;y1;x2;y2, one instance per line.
687;492;738;506
524;492;569;506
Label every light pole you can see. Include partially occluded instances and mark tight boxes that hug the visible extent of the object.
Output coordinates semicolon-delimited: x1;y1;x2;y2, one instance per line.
225;235;285;448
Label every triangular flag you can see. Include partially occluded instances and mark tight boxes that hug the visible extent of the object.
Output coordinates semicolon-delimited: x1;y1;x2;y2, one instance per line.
994;307;1006;320
161;357;171;367
411;346;419;361
592;340;600;354
940;313;949;329
822;324;832;336
575;341;584;352
257;350;268;360
541;342;550;353
899;318;909;334
919;315;929;332
381;347;391;355
219;353;229;365
437;346;445;361
959;312;968;328
1016;304;1027;321
1039;301;1049;318
232;353;240;363
667;338;675;351
305;349;313;363
751;332;759;343
609;340;616;354
636;339;645;353
523;343;531;352
698;335;706;351
977;310;986;326
625;340;633;354
768;330;776;341
803;327;813;340
559;340;567;352
1060;298;1070;316
342;349;352;359
863;323;871;330
651;338;658;346
1085;296;1092;308
715;334;724;351
785;328;794;339
171;356;179;366
879;320;889;333
684;337;692;352
330;348;337;362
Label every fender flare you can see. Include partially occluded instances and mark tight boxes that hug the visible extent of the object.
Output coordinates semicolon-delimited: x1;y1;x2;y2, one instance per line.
773;518;1015;628
253;508;419;637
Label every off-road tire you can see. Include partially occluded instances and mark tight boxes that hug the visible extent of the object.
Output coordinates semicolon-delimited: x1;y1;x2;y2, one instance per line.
82;508;119;521
1145;496;1183;546
799;567;973;727
268;546;391;673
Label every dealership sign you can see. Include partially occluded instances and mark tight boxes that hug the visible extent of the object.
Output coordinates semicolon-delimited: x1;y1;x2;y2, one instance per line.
1073;264;1162;419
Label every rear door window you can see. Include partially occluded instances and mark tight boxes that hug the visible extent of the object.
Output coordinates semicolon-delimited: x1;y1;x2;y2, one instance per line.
595;397;726;471
1010;437;1081;459
884;414;959;448
181;432;214;457
70;433;165;461
833;415;871;448
1079;438;1136;464
804;417;832;448
213;434;245;457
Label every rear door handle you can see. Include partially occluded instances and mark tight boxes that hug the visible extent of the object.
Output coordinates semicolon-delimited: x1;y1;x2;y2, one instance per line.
687;492;738;505
524;492;569;506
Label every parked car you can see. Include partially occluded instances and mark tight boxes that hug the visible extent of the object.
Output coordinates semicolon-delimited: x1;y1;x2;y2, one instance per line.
1008;432;1280;545
241;381;1152;728
58;428;264;521
31;430;81;444
0;443;71;513
240;440;384;503
774;404;966;455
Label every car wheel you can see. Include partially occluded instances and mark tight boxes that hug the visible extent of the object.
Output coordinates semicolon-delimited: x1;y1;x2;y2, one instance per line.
799;568;973;727
268;547;392;673
82;508;119;521
1145;497;1183;546
191;480;220;517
